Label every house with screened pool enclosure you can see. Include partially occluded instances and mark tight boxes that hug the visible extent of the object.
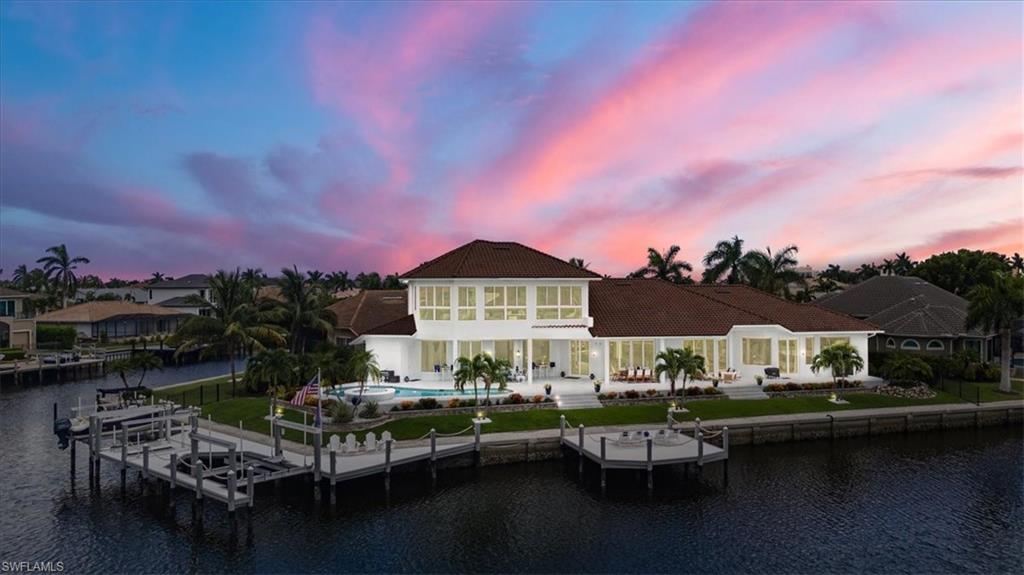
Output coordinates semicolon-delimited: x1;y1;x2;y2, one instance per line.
347;240;880;385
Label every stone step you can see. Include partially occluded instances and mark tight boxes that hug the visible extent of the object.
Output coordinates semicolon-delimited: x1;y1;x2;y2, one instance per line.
555;394;604;409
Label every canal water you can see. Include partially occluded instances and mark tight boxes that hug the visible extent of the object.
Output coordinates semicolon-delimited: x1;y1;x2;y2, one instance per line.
1;365;1021;574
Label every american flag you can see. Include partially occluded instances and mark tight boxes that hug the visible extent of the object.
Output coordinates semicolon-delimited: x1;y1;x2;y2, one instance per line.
290;373;320;406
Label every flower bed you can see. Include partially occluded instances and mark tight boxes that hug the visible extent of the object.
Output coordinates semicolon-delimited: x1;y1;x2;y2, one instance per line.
873;384;936;400
597;386;724;406
762;381;865;397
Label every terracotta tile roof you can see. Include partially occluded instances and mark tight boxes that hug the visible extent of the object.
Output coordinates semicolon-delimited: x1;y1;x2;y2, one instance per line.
400;240;601;279
362;314;417;336
35;301;190;323
681;284;879;333
327;290;409;337
589;279;759;337
589;279;877;337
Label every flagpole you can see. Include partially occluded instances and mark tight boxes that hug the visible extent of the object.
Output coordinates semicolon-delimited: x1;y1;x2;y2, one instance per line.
317;368;323;430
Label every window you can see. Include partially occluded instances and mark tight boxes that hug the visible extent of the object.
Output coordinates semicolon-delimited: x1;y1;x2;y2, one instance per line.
682;339;713;372
926;340;944;351
531;340;550;365
886;338;896;349
779;339;798;374
805;337;815;364
421;341;449;372
820;336;850;349
0;300;14;317
717;339;728;372
742;338;772;365
458;340;482;360
457;287;476;320
484;286;526;320
610;340;655;370
418;286;451;320
536;286;582;320
494;340;522;369
570;340;590;376
901;339;920;351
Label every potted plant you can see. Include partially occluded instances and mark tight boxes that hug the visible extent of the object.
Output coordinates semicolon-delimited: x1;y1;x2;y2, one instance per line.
544;383;552;396
712;377;720;388
593;380;602;393
755;375;764;386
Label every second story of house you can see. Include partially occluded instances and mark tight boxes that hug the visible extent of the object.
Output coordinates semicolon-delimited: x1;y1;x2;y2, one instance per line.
146;274;212;305
398;240;602;341
0;287;34;319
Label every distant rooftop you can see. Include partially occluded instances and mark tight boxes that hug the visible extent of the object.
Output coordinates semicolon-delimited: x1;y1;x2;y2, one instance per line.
148;274;210;289
400;240;601;280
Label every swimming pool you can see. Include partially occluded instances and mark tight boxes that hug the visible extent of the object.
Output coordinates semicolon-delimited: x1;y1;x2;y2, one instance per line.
331;385;504;400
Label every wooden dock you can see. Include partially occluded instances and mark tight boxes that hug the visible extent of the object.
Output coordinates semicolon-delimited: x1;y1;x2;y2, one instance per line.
559;414;729;489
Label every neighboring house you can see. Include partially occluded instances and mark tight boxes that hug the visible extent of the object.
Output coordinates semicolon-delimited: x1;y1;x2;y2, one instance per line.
0;287;37;349
147;274;211;315
817;276;994;360
328;290;408;347
349;240;878;384
74;287;149;303
35;301;190;340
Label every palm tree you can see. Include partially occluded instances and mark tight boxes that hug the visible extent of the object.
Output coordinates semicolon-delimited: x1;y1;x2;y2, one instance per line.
246;348;296;413
36;244;90;308
701;236;745;284
856;263;880;281
893;252;916;275
241;268;264;298
326;271;354;292
630;245;693;284
568;257;590;270
454;354;485;405
477;353;511;406
1010;253;1023;276
812;277;840;295
881;259;896;276
150;272;166;283
810;342;865;395
347;348;381;401
12;264;30;291
107;352;164;390
169;269;285;389
740;245;801;296
966;272;1024;393
306;270;325;286
276;266;336;354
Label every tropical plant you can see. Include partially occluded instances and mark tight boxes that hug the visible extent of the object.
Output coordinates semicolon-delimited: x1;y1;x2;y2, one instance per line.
810;342;865;393
329;400;354;423
654;347;704;397
881;353;934;387
630;245;693;284
326;271;354;292
701;235;745;284
358;400;381;419
912;249;1011;296
275;266;336;354
1011;253;1023;276
348;348;381;400
477;353;511;406
454;354;485;405
36;244;90;308
855;263;880;281
107;352;164;389
892;252;916;275
169;269;285;388
150;272;165;283
966;272;1024;393
740;245;802;297
245;349;296;417
812;277;840;295
568;257;590;270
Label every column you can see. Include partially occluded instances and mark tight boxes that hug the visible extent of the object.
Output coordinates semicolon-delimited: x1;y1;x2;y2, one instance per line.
527;339;534;384
602;340;610;385
657;338;667;383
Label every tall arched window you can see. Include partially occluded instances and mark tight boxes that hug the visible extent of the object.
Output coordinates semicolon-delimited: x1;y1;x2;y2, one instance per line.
886;338;896;349
926;340;944;351
901;339;920;351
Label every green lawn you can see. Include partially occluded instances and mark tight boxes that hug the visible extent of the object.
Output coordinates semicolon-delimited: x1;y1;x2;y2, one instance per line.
154;375;249;405
934;379;1024;403
198;389;967;444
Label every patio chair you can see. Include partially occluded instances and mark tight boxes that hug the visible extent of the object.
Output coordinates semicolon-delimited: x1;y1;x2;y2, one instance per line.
381;431;393;447
764;367;780;379
329;434;341;452
365;431;378;451
343;433;359;453
627;368;637;382
641;368;651;382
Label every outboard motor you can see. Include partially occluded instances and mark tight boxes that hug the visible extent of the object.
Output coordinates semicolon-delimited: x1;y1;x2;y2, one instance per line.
54;418;72;450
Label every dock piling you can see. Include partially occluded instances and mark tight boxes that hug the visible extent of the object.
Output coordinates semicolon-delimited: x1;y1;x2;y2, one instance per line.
120;427;128;489
142;444;150;483
169;453;178;490
384;439;393;490
429;429;437;481
600;436;607;489
578;425;585;476
697;431;704;469
246;465;255;508
646;438;653;490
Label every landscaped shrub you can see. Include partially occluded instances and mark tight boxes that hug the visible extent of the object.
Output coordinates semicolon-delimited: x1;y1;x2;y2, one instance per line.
764;383;786;392
543;397;554;403
459;398;477;408
531;395;545;404
304;395;319;407
447;398;461;409
685;386;703;396
358;401;381;419
400;400;415;411
596;393;607;400
785;382;801;391
624;390;640;399
505;393;525;404
416;397;439;410
37;325;76;349
703;386;722;395
645;389;658;397
978;365;1001;382
330;401;354;423
0;348;26;361
605;391;618;400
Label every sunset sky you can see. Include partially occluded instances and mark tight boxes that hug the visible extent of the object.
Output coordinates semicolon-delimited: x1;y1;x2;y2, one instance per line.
1;1;1021;280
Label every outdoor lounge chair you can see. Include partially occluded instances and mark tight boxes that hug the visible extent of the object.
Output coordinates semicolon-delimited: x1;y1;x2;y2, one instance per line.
626;368;636;382
381;431;393;447
329;434;341;452
365;431;378;451
765;367;780;379
343;433;359;453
